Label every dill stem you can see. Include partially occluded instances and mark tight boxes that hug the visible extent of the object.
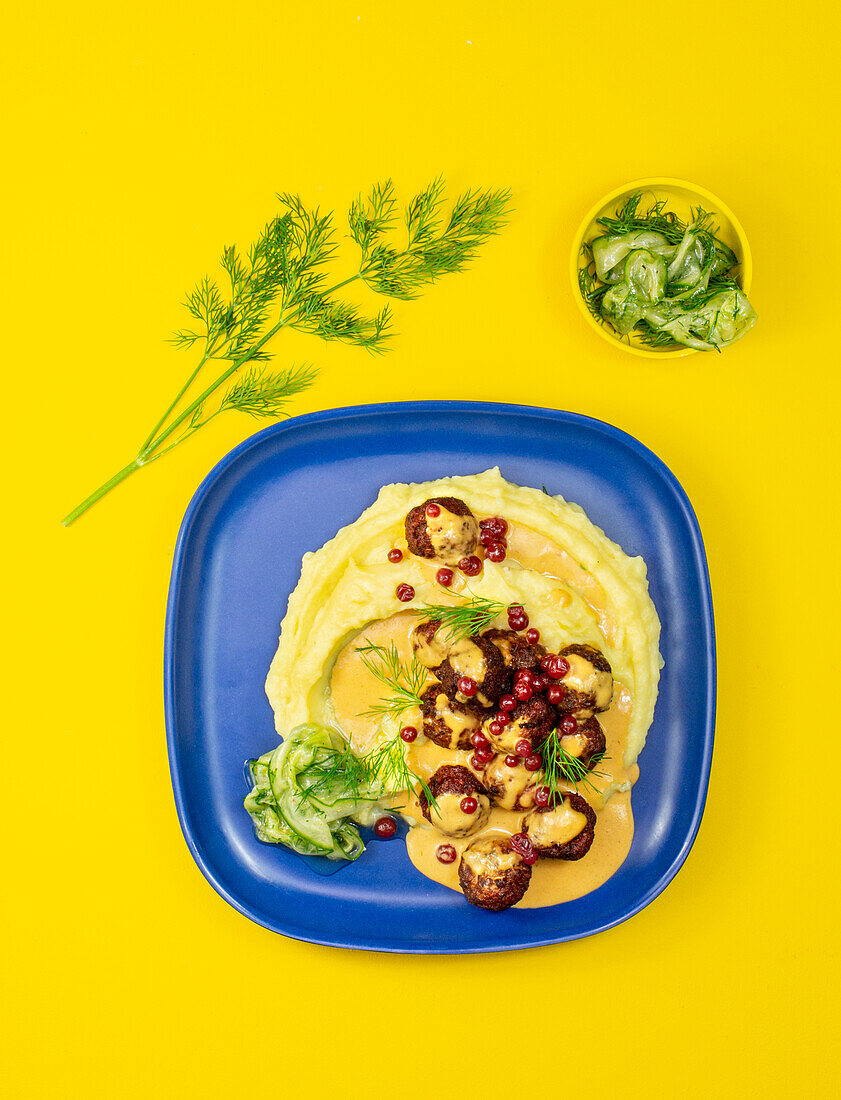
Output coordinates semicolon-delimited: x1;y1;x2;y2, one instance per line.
139;350;210;453
62;269;372;527
143;322;284;454
60;461;141;526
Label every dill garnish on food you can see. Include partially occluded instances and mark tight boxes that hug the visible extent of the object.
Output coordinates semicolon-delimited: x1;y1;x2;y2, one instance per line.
419;593;505;642
355;641;427;719
539;728;607;799
62;179;511;525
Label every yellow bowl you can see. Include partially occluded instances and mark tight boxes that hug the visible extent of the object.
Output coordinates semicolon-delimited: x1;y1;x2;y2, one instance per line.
570;177;753;359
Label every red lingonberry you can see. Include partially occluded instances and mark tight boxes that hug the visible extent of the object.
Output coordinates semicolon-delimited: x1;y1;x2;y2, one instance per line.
374;817;397;839
510;832;538;865
457;676;478;697
534;786;550;808
458;555;482;577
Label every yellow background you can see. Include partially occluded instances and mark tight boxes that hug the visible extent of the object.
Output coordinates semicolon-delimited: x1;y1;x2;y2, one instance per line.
4;2;840;1096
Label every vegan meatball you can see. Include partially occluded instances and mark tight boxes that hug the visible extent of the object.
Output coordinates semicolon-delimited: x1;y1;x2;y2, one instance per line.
483;695;557;754
458;834;533;911
411;621;506;707
482;754;538;811
420;686;482;750
483;627;546;670
557;643;614;718
523;789;596;860
433;634;507;707
405;497;480;565
411;620;448;668
559;714;606;768
419;765;490;838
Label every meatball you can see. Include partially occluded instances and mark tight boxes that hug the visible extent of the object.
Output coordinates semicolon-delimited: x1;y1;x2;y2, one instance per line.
483;628;546;670
411;619;449;668
421;685;482;750
482;755;538;811
419;765;490;838
559;714;606;768
405;496;480;565
458;835;533;911
523;790;596;860
557;644;614;718
411;621;506;707
484;695;557;754
433;634;508;707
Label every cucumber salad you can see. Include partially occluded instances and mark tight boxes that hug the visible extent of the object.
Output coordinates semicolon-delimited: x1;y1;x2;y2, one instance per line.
579;192;757;351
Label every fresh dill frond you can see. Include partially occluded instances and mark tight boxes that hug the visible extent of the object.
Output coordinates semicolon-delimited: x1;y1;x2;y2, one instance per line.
356;641;427;718
365;735;435;807
62;178;511;526
597;191;688;245
220;363;319;418
419;592;505;642
299;741;373;803
634;320;683;350
351;178;512;300
539;729;607;799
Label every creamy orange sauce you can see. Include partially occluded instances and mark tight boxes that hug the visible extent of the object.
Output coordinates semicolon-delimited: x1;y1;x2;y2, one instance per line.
327;516;640;909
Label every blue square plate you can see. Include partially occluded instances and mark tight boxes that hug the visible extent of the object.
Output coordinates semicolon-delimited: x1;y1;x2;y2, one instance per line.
164;401;715;953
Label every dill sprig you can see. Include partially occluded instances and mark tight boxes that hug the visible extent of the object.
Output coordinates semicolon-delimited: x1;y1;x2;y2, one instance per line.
597;191;689;245
295;735;434;811
351;177;512;300
366;735;435;808
356;641;427;719
539;728;607;800
62;179;511;526
419;592;505;642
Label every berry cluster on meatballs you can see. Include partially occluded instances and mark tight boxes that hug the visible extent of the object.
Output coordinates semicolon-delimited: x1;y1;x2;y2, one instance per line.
397;496;616;911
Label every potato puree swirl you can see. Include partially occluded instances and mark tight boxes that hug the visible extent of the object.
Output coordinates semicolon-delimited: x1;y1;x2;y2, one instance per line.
265;468;662;908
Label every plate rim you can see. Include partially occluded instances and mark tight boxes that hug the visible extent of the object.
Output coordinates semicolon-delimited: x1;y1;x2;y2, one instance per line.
164;400;716;952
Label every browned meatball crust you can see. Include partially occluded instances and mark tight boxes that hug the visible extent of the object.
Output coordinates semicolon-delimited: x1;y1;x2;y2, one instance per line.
420;685;482;749
508;695;557;747
404;496;479;561
557;643;614;717
433;634;508;707
412;621;506;707
411;620;445;667
482;628;546;670
483;695;557;754
523;789;596;860
419;765;490;838
458;835;532;911
559;714;606;768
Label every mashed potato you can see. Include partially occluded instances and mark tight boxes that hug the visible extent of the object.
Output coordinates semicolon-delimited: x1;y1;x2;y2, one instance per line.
266;468;661;770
